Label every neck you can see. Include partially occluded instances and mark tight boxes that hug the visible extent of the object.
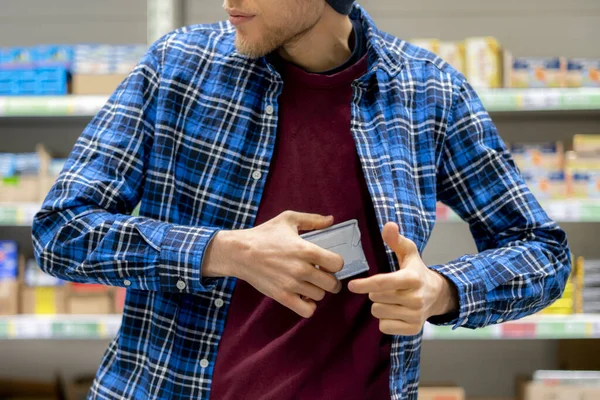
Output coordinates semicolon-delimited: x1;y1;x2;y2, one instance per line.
278;7;353;73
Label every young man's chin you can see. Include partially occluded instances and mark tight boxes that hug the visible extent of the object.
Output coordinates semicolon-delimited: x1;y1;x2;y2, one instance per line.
235;35;274;59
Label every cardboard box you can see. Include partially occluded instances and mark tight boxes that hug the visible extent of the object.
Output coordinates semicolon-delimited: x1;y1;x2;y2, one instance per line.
567;59;600;88
439;41;466;75
510;142;564;173
72;74;127;95
419;386;465;400
67;294;112;314
0;280;19;315
21;286;67;314
507;57;566;88
114;287;126;314
525;382;600;400
465;37;503;89
573;134;600;156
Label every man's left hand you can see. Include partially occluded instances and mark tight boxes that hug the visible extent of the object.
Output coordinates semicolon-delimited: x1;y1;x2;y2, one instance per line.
348;222;459;336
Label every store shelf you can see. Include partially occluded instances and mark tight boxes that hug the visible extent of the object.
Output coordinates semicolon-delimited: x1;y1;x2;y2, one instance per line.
0;203;41;226
424;314;600;340
0;96;107;117
0;315;121;339
479;88;600;112
0;89;598;117
437;200;600;223
1;314;598;340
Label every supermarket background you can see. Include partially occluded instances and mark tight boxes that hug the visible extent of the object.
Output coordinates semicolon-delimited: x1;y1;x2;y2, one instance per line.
0;0;599;399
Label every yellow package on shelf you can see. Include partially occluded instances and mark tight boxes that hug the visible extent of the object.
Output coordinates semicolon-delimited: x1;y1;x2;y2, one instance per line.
465;37;503;89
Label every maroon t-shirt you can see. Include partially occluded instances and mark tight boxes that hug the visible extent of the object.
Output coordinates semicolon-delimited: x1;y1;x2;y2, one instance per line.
210;53;392;399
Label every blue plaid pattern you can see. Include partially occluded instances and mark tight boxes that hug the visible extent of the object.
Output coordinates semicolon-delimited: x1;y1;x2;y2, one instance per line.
32;5;570;400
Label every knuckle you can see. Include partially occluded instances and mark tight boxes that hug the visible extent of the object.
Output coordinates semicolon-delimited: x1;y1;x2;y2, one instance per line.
414;294;426;310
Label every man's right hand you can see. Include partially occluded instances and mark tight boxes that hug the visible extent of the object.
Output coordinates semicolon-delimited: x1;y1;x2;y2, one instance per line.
202;211;344;318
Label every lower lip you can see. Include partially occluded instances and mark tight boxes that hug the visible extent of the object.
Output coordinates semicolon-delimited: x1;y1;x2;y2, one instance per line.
229;15;254;26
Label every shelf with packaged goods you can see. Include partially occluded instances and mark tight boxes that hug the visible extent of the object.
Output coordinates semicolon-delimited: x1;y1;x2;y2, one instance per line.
437;200;600;223
423;314;600;340
0;96;108;117
0;203;41;226
0;315;121;340
0;89;599;117
1;314;599;340
2;200;600;227
478;88;600;112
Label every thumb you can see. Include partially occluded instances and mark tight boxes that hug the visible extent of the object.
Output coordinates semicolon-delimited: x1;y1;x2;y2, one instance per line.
382;222;418;265
283;211;334;232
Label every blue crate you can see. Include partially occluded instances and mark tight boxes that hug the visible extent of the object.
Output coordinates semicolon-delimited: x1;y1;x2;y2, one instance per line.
36;66;69;95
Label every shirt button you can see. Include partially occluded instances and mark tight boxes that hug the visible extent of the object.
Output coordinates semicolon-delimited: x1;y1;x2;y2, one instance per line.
252;170;262;180
265;105;274;115
200;359;209;368
176;280;187;290
215;299;224;308
123;279;131;287
497;318;504;324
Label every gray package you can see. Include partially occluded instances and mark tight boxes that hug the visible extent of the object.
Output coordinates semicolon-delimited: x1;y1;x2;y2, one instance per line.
300;219;370;280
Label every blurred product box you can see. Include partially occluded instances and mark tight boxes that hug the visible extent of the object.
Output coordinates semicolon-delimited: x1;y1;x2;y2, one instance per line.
565;152;600;200
580;257;600;313
73;44;145;75
68;282;114;314
525;382;600;400
114;287;126;314
521;170;567;200
20;259;67;315
573;134;600;156
67;294;112;315
439;41;466;75
0;152;40;202
0;46;71;96
510;142;564;190
505;56;566;88
0;241;19;315
0;43;144;96
72;73;127;95
21;286;67;314
567;59;600;88
0;144;53;203
465;37;503;89
419;385;465;400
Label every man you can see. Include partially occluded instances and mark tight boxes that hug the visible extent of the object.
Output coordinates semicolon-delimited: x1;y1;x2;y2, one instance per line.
32;1;570;399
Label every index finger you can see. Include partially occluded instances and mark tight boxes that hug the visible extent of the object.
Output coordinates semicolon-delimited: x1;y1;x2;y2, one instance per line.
301;242;344;274
348;270;417;294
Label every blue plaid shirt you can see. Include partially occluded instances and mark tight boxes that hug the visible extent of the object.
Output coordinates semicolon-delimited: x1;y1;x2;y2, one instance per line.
32;6;570;400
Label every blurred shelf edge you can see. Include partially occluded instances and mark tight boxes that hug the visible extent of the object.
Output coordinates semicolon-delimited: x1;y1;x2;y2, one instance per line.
0;314;599;340
0;96;108;117
2;200;600;227
0;203;41;227
0;89;599;117
437;199;600;223
424;314;600;340
478;88;600;112
0;314;121;340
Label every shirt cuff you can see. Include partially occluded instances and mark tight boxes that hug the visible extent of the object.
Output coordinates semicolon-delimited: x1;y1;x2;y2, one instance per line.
427;259;487;329
158;225;221;293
